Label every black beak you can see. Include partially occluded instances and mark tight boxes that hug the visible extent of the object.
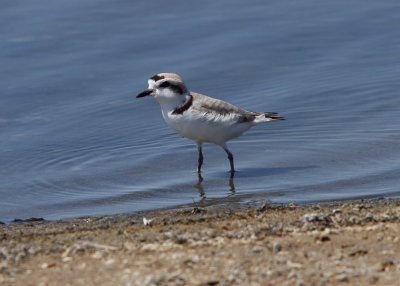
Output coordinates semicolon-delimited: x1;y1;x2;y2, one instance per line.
136;89;154;98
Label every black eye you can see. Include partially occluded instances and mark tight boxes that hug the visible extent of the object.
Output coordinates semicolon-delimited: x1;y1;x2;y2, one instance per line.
159;81;170;88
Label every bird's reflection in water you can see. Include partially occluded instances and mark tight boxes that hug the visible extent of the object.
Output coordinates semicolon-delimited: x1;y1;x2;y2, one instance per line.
228;177;235;193
193;173;235;200
193;173;205;199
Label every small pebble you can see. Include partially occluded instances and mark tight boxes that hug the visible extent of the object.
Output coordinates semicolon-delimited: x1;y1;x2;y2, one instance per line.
252;245;264;254
143;217;154;226
40;262;56;269
273;242;282;253
91;251;103;259
319;235;331;242
336;273;349;282
365;213;374;220
104;259;115;267
62;257;72;263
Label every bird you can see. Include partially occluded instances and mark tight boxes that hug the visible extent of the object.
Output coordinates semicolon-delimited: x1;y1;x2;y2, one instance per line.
136;73;284;177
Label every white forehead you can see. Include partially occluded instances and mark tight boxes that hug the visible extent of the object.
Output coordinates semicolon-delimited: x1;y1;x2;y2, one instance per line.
148;79;156;89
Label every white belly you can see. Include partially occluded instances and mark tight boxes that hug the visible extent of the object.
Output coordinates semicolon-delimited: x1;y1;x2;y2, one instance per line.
162;109;252;145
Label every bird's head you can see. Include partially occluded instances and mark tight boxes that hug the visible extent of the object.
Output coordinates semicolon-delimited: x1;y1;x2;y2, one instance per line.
137;73;188;104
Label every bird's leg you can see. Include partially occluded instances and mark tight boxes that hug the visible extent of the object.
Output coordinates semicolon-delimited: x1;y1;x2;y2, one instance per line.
197;143;204;174
222;145;235;177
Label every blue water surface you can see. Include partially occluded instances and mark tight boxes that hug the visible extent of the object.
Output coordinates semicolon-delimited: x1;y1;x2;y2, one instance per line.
0;0;399;221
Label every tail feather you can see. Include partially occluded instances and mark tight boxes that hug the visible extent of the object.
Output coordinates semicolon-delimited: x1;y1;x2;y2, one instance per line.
253;112;285;123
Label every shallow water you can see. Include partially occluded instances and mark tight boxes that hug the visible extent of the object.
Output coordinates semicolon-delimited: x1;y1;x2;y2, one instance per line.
1;0;400;222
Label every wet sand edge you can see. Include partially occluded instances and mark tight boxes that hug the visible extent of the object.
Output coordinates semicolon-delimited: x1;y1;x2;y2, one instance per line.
1;198;399;285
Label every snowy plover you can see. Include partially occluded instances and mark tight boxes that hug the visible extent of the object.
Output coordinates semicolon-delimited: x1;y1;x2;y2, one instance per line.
137;73;284;177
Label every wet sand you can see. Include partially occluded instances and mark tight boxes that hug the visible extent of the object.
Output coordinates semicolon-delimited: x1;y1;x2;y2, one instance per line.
1;198;399;285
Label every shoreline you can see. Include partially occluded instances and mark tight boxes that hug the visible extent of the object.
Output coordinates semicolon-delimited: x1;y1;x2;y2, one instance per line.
1;198;399;285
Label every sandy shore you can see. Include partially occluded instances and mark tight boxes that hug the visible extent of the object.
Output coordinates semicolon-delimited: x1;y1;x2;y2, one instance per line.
1;198;399;285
